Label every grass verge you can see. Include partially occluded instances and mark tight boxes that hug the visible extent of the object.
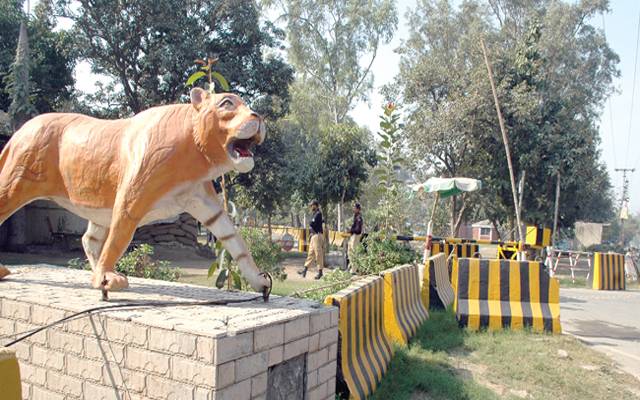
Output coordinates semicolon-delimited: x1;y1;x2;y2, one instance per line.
372;310;640;400
178;272;316;297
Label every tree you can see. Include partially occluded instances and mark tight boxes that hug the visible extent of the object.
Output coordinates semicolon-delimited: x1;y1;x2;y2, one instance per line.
271;0;398;123
299;123;377;226
1;0;76;117
55;0;294;116
396;0;617;234
233;121;298;237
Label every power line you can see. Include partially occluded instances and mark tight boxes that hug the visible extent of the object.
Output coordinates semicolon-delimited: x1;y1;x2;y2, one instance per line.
625;10;640;167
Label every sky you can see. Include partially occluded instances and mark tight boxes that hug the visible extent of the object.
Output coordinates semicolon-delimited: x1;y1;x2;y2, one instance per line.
68;0;640;215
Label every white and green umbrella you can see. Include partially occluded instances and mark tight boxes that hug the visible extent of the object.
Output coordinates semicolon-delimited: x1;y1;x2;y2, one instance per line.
412;177;482;262
410;177;482;199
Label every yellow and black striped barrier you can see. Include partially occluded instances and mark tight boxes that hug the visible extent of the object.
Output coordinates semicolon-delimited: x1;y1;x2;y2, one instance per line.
421;253;455;310
381;264;429;345
525;225;551;249
0;348;21;400
325;276;393;400
497;244;519;260
589;252;626;290
431;240;480;259
452;258;561;333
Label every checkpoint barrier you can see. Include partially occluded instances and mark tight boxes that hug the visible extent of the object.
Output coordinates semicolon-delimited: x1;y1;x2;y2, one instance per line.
452;258;561;333
0;348;21;400
497;244;519;260
525;225;551;249
589;252;626;290
421;253;455;310
431;241;480;259
381;264;429;345
325;276;393;400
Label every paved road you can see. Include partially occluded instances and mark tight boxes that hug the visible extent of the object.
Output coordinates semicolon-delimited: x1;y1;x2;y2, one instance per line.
561;287;640;380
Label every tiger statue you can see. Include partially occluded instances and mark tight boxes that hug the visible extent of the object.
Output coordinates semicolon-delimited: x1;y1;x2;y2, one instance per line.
0;88;272;296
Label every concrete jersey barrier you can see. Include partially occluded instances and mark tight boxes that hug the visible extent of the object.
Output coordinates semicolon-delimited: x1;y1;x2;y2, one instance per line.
453;258;561;333
381;264;429;345
325;276;393;400
421;253;455;310
0;348;21;400
590;252;626;290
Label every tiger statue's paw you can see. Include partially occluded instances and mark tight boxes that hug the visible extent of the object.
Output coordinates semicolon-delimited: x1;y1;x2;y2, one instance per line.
92;271;129;291
0;266;10;280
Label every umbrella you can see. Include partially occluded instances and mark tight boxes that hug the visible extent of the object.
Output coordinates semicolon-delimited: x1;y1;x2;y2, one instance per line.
412;177;482;262
410;177;482;198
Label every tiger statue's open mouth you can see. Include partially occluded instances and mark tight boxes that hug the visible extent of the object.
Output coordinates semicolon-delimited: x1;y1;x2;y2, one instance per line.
225;118;265;172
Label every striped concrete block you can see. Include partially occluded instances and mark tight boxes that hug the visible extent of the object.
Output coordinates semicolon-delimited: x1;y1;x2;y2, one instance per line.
421;254;455;310
453;258;561;333
382;264;429;345
0;348;21;400
324;276;393;400
590;252;626;290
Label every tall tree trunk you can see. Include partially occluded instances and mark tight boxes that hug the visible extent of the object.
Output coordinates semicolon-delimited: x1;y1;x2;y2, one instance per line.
492;219;502;241
450;195;457;236
267;213;273;243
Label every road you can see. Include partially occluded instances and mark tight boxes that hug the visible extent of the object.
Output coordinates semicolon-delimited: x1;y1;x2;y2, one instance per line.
561;287;640;381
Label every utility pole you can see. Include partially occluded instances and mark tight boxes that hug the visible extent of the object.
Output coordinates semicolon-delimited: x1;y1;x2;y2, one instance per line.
615;168;634;247
480;38;525;252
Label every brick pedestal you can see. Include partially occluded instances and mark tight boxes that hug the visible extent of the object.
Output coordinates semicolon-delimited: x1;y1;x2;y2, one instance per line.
0;266;338;400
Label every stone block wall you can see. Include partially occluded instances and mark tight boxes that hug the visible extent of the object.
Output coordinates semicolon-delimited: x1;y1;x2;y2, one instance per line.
132;213;199;247
0;267;338;400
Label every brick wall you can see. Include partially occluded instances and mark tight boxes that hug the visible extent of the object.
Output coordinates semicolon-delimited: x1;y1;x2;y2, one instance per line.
0;267;338;400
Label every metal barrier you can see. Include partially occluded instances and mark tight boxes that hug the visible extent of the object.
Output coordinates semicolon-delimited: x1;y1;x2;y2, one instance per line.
453;258;561;333
381;264;429;345
325;276;393;400
421;253;455;310
589;252;626;290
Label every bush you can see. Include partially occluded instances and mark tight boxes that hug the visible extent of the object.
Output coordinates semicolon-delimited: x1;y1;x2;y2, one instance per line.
67;244;180;282
349;231;417;275
236;227;286;281
299;269;353;302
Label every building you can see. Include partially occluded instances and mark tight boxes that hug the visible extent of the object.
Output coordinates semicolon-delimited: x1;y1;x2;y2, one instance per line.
471;220;498;241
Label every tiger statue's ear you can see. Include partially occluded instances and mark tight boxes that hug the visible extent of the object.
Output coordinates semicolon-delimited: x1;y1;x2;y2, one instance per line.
190;87;210;110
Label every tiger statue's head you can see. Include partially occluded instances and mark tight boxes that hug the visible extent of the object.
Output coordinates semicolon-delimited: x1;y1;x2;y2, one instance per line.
189;87;265;173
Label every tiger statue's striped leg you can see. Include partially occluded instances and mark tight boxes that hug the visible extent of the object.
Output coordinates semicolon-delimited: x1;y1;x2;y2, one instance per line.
186;182;271;293
81;222;108;272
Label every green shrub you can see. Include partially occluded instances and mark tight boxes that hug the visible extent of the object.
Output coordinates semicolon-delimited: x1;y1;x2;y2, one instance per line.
66;244;180;282
299;269;353;302
349;231;417;275
236;227;286;281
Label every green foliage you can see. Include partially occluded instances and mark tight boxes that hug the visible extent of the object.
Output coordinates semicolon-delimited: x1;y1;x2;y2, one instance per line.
186;58;231;92
349;231;417;275
6;22;35;130
236;227;285;281
271;0;398;123
115;244;181;281
67;244;180;282
374;103;406;232
300;123;377;208
55;0;293;117
298;269;352;302
1;1;76;117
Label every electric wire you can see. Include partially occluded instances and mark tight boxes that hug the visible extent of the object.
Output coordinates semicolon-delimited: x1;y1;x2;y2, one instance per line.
625;9;640;167
2;295;263;347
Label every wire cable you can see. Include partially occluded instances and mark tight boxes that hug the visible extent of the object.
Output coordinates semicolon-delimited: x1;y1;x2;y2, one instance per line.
2;295;263;348
625;9;640;167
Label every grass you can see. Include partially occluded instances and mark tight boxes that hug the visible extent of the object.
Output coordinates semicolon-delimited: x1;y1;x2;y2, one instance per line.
178;271;316;297
371;310;640;400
